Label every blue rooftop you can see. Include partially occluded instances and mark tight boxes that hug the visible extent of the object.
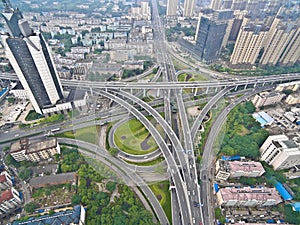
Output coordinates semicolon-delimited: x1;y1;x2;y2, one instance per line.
253;111;274;127
0;87;8;97
275;182;293;201
258;111;274;123
13;205;83;225
292;202;300;212
221;155;241;161
214;183;219;193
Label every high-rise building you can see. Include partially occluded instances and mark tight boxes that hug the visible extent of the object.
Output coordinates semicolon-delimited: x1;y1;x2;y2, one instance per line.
260;4;300;66
183;0;195;17
231;0;247;10
210;0;222;10
140;1;151;20
1;0;64;114
195;9;234;62
230;24;268;65
167;0;177;16
260;135;300;170
251;91;285;108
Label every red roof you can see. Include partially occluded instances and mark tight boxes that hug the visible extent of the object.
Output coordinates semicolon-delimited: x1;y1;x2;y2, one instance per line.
0;190;13;202
0;174;7;183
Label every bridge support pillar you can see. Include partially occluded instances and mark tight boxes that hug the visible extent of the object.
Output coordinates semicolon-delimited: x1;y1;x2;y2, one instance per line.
156;89;160;97
254;83;257;88
244;84;248;90
130;89;133;95
235;85;238;91
143;89;146;97
215;87;218;92
169;186;176;190
262;82;265;86
194;88;198;96
90;87;93;96
105;88;107;92
205;87;209;94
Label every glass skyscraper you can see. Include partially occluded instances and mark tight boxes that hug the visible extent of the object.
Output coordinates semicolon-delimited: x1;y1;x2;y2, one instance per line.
1;0;64;114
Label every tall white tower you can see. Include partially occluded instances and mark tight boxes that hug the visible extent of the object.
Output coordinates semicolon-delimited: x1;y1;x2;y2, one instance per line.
183;0;195;17
167;0;177;16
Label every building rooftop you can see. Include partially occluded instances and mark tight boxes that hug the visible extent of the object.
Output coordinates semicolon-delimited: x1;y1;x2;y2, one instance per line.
228;161;265;174
12;205;84;225
275;182;293;201
0;189;13;203
253;111;274;127
27;138;57;154
219;187;282;203
10;138;57;154
0;173;7;183
29;172;76;189
292;202;300;212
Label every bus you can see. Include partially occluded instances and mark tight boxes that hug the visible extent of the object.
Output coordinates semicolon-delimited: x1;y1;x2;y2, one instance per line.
50;128;61;133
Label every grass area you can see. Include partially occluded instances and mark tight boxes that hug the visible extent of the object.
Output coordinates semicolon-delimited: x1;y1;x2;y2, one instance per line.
198;99;227;154
32;183;75;207
124;157;165;166
114;118;159;155
57;125;100;145
25;110;44;121
236;125;249;136
149;181;171;223
172;57;190;70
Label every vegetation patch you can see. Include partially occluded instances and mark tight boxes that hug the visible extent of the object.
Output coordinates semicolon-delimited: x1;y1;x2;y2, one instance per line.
75;164;156;224
57;125;100;145
219;102;269;159
114;119;159;155
124;157;165;166
149;181;171;223
25;110;44;121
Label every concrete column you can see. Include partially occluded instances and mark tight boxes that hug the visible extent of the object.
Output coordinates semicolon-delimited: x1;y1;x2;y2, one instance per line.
244;84;248;90
205;87;209;94
235;85;238;91
157;89;160;97
130;89;133;94
262;82;265;86
143;89;146;97
215;87;218;92
90;87;93;96
254;83;257;88
194;88;198;96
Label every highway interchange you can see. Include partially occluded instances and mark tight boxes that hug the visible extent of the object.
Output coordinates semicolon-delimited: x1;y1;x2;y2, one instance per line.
1;0;300;224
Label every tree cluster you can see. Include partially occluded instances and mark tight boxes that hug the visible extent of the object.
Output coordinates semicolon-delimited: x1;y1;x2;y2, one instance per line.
75;164;156;225
220;102;269;159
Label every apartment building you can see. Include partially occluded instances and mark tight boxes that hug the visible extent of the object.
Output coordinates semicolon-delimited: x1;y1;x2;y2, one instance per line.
0;188;22;215
215;160;265;181
260;135;300;170
217;187;282;207
251;91;285;108
10;138;60;162
0;171;13;191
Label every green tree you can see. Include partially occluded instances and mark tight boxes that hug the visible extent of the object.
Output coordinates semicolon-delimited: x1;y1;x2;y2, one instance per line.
72;194;82;206
106;181;116;192
284;205;300;224
24;202;38;213
18;167;32;181
7;97;15;104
